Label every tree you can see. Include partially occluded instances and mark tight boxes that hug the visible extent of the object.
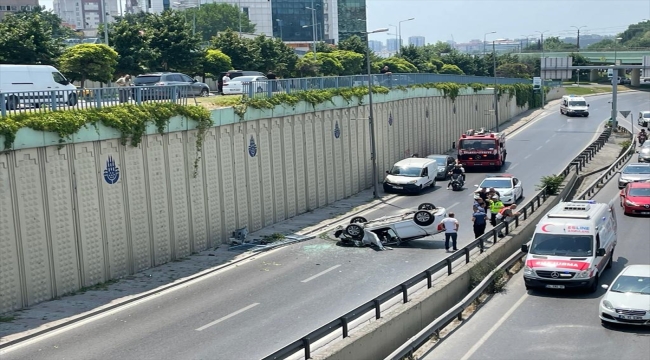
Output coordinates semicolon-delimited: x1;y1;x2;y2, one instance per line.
315;42;333;53
331;50;363;75
588;20;650;49
147;11;202;74
295;56;321;77
203;49;232;80
376;57;418;73
495;63;530;78
0;13;63;65
13;6;75;39
211;29;259;71
253;36;298;77
338;35;375;70
58;44;118;87
185;3;256;42
439;64;464;75
109;14;158;76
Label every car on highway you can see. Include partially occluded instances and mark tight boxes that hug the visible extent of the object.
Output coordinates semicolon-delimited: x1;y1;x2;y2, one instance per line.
426;154;457;180
132;72;211;99
599;264;650;326
619;181;650;215
334;203;448;247
222;75;271;95
560;95;589;117
638;141;650;163
383;157;438;194
617;163;650;189
639;111;650;128
476;174;523;205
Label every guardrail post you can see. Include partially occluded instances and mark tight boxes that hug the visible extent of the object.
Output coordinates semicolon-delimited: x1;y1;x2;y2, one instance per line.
373;299;381;319
515;216;519;227
302;338;311;359
171;86;178;102
267;82;273;97
531;200;535;213
522;207;528;220
426;270;433;288
0;93;6;118
340;317;349;338
335;77;339;89
135;87;141;105
50;90;57;111
248;83;254;98
446;258;452;275
319;78;324;89
95;89;102;109
464;247;470;263
492;229;498;243
479;237;484;253
401;284;409;303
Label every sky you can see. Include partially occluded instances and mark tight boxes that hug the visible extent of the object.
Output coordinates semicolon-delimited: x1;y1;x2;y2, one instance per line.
38;0;650;43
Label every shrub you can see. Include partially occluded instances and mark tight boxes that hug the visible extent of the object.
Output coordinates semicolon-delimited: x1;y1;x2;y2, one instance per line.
537;174;565;195
469;261;507;294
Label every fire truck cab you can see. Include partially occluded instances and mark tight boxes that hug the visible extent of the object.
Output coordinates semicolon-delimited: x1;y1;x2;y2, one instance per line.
457;128;507;170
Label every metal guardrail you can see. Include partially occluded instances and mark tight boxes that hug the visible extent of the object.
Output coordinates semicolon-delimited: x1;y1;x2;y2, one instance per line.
0;85;194;117
262;126;613;360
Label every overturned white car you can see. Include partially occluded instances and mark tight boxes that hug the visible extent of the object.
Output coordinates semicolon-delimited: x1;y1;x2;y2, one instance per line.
334;203;448;249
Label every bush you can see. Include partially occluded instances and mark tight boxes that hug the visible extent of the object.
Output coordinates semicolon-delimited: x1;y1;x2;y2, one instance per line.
620;140;632;150
469;261;506;294
537;174;565;195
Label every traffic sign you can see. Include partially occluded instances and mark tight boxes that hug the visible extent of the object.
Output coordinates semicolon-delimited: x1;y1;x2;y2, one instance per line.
619;110;631;118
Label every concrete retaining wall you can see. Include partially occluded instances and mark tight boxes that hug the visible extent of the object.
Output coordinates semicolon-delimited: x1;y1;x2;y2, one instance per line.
315;170;578;360
0;87;529;313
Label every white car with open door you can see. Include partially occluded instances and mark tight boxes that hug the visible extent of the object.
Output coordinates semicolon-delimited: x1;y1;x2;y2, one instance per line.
476;174;523;205
599;264;650;326
334;203;448;248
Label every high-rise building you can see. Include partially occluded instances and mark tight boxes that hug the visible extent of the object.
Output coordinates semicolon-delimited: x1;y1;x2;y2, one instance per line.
386;38;400;52
53;0;118;31
337;0;365;43
368;39;382;53
408;35;425;47
272;0;326;42
0;0;39;20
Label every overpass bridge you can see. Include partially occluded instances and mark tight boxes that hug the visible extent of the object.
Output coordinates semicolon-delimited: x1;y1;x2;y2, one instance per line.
515;50;650;64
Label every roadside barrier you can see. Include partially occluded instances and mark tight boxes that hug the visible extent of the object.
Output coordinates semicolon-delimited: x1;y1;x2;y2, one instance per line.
262;126;615;360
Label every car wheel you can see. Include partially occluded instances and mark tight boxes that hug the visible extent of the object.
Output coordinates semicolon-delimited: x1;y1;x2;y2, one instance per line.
344;224;364;240
256;86;264;93
588;274;599;293
200;88;209;97
350;216;368;224
413;210;435;226
67;93;78;106
6;95;19;110
418;203;436;210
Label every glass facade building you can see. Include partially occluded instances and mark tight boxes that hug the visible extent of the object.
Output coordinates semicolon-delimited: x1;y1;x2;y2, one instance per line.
337;0;366;42
272;0;325;42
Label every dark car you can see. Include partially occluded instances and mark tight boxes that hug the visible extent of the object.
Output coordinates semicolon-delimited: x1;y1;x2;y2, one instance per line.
426;154;457;180
132;72;210;100
218;70;265;94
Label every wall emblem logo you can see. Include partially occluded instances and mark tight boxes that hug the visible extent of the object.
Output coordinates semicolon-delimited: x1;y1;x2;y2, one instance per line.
475;103;478;111
248;135;258;157
334;121;341;138
425;109;429;118
453;105;457;114
388;112;393;126
103;156;120;184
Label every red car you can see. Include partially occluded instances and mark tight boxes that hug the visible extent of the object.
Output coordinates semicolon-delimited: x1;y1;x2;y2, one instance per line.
620;181;650;215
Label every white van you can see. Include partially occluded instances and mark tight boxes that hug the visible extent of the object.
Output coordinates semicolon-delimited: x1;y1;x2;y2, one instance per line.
560;95;589;117
0;64;78;110
383;157;438;194
522;200;617;293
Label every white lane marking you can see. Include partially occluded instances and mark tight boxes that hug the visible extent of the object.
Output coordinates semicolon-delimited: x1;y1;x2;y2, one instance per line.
524;154;531;159
301;264;342;283
535;146;543;151
196;303;260;331
459;293;529;360
551;133;557;138
545;139;551;143
509;163;519;170
448;201;461;210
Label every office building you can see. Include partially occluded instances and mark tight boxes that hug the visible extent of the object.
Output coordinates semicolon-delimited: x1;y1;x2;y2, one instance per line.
368;39;382;53
337;0;365;42
408;35;425;47
53;0;118;31
272;0;325;42
0;0;39;20
386;38;400;52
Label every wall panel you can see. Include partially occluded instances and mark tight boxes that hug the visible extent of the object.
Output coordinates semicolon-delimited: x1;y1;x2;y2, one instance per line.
233;125;249;230
258;120;274;225
313;114;326;207
123;142;152;271
282;118;297;217
303;115;317;210
187;130;208;251
293;116;307;214
219;127;237;236
245;123;263;232
323;111;335;204
271;119;285;221
203;128;223;245
146;135;172;265
0;153;22;311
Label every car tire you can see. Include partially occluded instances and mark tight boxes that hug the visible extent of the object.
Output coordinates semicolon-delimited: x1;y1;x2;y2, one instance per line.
413;210;435;226
344;224;364;240
200;88;209;97
256;86;264;93
588;274;599;293
67;93;78;106
350;216;368;224
418;203;436;210
6;95;19;110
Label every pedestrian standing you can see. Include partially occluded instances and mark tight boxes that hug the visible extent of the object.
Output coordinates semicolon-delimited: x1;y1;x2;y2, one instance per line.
266;70;277;92
441;212;459;252
472;209;488;238
221;72;231;95
115;74;131;103
489;195;504;226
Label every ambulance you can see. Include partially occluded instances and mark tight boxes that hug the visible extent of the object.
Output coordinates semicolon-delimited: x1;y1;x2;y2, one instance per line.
521;200;617;293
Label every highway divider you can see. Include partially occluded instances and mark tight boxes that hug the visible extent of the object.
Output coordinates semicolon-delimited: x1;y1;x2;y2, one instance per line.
262;126;614;360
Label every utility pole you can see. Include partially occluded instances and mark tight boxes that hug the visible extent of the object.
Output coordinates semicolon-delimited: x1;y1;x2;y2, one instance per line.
101;0;109;45
536;30;549;108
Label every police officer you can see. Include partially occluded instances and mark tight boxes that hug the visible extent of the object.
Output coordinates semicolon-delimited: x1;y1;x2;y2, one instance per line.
489;195;504;226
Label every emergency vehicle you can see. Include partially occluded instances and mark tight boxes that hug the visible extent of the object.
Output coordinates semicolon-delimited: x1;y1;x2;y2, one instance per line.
457;128;507;170
560;95;589;117
521;200;617;293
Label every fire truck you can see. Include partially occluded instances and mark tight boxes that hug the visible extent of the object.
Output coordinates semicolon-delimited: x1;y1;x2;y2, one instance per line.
457;128;507;170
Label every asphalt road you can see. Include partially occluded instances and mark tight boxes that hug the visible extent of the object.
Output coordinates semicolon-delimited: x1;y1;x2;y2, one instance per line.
2;92;648;360
423;160;650;360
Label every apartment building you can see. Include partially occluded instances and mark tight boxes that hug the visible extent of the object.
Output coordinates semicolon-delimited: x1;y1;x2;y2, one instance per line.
0;0;39;20
53;0;118;31
408;35;425;47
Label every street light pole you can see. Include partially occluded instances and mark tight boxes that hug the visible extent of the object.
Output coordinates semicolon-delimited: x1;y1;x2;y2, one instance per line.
570;25;586;51
536;30;549;109
612;37;623;129
493;39;499;131
483;31;495;56
364;27;390;199
397;18;414;56
306;5;317;59
101;0;109;45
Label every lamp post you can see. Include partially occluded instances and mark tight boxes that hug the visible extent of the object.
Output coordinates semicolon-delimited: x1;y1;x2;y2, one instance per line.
364;27;390;199
483;31;495;56
570;25;587;51
491;37;506;132
173;1;197;34
397;18;414;56
101;0;109;45
303;23;321;42
535;30;549;108
306;5;317;59
611;37;623;127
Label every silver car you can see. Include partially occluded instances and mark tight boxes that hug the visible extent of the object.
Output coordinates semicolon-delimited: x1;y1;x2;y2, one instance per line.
638;111;650;127
638;142;650;163
618;163;650;189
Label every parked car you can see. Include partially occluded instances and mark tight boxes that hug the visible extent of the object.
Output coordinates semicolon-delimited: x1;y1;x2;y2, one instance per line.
476;174;523;205
132;72;210;100
426;154;457;180
638;111;650;128
638;141;650;163
619;181;650;215
0;64;78;110
617;163;650;189
599;264;650;326
222;75;270;95
218;70;265;94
